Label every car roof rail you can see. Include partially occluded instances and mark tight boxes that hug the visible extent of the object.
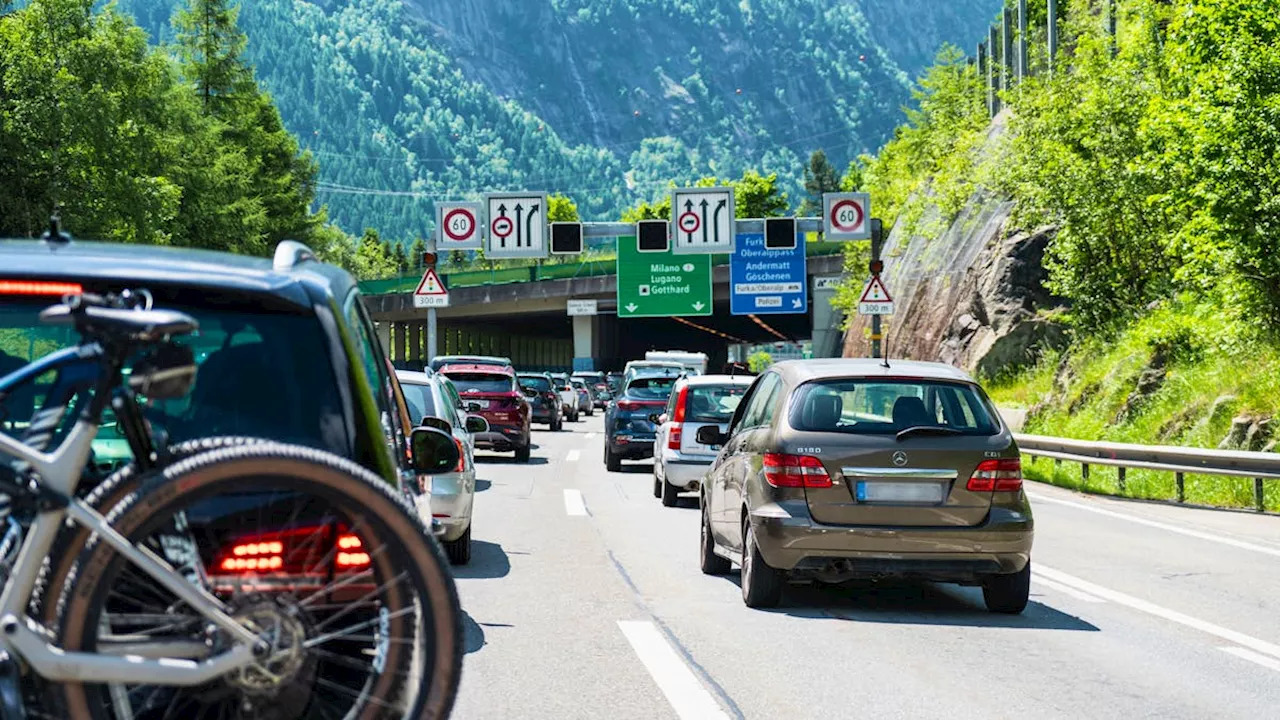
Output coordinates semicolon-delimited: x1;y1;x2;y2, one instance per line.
273;240;318;271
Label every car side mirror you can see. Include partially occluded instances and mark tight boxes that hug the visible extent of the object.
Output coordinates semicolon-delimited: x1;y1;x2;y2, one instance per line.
649;413;667;424
466;401;482;412
419;416;452;435
695;426;727;446
464;414;489;434
410;426;460;475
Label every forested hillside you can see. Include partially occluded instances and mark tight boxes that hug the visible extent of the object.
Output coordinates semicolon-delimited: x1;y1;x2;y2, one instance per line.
115;0;1000;240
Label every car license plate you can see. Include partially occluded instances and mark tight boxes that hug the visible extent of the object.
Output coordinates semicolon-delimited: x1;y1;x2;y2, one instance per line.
856;481;946;504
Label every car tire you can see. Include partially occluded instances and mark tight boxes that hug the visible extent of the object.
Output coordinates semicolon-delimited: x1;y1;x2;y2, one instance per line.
740;518;783;609
605;446;621;472
661;477;679;507
701;507;731;576
445;525;472;566
551;416;563;432
515;444;531;463
585;407;593;417
652;472;662;498
983;561;1031;614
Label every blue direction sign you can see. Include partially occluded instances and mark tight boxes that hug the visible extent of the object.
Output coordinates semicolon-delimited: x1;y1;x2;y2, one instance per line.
729;231;808;315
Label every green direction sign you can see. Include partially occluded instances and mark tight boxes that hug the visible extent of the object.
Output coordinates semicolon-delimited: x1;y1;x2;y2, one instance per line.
616;235;713;318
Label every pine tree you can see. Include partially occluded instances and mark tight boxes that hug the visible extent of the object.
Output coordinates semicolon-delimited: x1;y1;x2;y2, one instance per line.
799;149;840;216
173;0;253;116
408;237;427;271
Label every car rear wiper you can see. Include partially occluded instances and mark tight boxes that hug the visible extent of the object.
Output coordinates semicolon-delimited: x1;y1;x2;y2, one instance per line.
895;426;965;441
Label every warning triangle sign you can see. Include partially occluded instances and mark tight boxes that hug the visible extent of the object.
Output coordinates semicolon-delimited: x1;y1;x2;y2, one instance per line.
859;275;892;303
415;268;447;296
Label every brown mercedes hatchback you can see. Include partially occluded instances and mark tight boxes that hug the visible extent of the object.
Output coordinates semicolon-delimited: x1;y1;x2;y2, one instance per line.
697;359;1033;612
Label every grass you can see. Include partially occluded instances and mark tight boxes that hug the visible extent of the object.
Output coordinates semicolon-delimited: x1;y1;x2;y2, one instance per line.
990;299;1280;512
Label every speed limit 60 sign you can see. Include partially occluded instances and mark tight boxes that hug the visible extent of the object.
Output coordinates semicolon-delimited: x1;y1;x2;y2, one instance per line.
435;202;482;250
822;192;871;241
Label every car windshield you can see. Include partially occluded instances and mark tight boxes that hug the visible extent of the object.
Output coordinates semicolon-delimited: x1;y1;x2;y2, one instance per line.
788;378;999;436
443;372;513;394
399;381;437;422
625;376;677;400
685;385;748;423
0;299;349;459
519;375;552;392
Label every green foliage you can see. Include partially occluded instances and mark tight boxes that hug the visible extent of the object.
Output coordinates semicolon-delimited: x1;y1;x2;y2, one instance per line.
747;350;774;373
799;150;840;217
619;169;789;224
547;193;580;223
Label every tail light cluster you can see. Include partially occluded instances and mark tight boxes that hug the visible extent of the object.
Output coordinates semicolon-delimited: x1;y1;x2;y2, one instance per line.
0;280;84;296
215;526;371;576
967;458;1023;492
763;453;832;489
617;399;665;411
667;385;688;450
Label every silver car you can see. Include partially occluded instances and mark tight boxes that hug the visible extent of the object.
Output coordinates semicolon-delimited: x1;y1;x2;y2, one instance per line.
652;375;752;506
396;369;488;564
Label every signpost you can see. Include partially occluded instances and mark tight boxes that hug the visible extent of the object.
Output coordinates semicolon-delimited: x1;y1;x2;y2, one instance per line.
435;202;482;250
413;267;449;308
822;192;871;241
616;234;712;318
729;231;807;315
485;191;548;259
567;299;598;316
856;276;893;315
671;187;734;254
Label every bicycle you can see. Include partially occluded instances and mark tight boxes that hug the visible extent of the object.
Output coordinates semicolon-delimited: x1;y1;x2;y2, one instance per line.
0;290;463;719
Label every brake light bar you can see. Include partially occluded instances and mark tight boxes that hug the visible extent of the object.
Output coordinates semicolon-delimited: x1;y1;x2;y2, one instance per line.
0;280;83;296
763;453;832;488
215;526;371;576
967;458;1022;492
668;425;683;450
335;533;370;569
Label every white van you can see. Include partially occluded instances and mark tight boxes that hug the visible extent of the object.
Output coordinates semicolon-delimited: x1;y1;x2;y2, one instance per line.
643;350;707;376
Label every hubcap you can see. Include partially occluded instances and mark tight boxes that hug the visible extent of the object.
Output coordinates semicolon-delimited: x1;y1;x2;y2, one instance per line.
742;524;753;587
226;598;310;695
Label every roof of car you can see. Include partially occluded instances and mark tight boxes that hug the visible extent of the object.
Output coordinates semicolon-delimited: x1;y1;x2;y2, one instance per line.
771;358;975;383
439;363;514;376
678;374;755;387
0;239;355;308
434;355;512;365
394;369;436;385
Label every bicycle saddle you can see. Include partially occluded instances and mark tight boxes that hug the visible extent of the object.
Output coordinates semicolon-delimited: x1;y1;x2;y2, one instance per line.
39;293;198;344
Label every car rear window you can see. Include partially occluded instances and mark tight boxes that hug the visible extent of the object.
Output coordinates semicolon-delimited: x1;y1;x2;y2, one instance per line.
399;382;437;422
443;372;513;394
788;378;999;436
685;385;748;423
519;376;551;392
626;376;677;400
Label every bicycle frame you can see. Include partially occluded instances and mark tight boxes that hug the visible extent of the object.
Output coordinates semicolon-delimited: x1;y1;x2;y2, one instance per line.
0;345;261;685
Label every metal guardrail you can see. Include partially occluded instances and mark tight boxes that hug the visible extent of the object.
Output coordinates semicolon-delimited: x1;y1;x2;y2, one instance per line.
1014;433;1278;512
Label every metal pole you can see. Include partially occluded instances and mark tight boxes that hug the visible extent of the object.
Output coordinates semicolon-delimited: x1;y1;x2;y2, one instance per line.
989;25;1000;114
426;232;438;362
1047;0;1058;75
977;41;988;114
869;218;883;360
1002;8;1014;91
1017;0;1027;82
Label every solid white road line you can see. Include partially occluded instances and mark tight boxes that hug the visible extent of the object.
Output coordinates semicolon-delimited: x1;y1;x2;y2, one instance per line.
563;489;587;516
1031;575;1105;603
1220;646;1280;674
566;449;581;462
1037;564;1280;661
617;621;730;720
1027;492;1280;559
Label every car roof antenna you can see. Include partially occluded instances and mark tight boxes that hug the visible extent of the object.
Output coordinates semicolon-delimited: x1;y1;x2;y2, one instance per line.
42;209;71;244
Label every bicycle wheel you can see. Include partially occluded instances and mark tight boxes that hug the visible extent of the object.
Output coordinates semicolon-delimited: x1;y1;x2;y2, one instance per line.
51;443;462;720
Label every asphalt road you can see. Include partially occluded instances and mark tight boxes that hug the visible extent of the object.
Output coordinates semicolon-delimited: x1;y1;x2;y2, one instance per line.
451;415;1280;719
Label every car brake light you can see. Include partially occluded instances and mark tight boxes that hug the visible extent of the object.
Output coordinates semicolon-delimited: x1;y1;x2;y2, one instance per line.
672;385;688;423
453;437;466;473
668;424;683;450
0;280;83;296
215;527;370;575
967;458;1022;492
762;453;831;488
617;399;638;410
335;533;370;569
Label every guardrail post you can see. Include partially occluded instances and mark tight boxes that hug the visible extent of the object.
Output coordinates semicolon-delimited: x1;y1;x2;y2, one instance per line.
1117;466;1126;494
1255;478;1266;512
1175;472;1184;503
1081;463;1089;483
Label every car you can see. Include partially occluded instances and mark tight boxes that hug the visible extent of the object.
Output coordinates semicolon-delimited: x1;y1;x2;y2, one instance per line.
696;359;1034;611
652;375;752;507
623;360;686;381
570;378;594;417
550;372;580;422
429;354;512;372
573;371;612;408
439;363;533;462
603;371;679;471
605;371;624;394
518;372;563;431
397;369;490;564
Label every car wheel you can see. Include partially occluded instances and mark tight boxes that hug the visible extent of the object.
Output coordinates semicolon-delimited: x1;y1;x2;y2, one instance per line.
983;560;1031;614
551;416;563;432
445;524;472;566
661;476;679;507
572;409;580;422
701;507;730;576
515;444;531;463
585;407;594;417
740;518;783;609
652;471;662;498
605;446;621;472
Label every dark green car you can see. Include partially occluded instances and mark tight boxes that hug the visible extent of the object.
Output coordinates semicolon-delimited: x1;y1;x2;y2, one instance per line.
697;359;1034;612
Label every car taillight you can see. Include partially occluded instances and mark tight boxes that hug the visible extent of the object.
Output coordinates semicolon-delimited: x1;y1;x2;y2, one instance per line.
215;526;370;575
762;453;831;488
668;425;683;450
452;437;467;472
967;458;1022;492
617;399;639;410
672;385;688;423
335;533;371;569
0;280;83;296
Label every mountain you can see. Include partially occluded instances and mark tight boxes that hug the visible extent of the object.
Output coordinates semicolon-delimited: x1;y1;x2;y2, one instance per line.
116;0;1001;240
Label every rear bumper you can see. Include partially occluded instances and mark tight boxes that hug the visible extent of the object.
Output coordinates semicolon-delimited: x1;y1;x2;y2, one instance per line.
531;408;555;422
608;435;655;460
658;454;712;489
750;505;1033;581
474;428;527;451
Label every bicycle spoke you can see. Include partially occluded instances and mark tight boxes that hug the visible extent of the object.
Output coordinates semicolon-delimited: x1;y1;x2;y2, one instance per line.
304;605;416;649
313;675;402;711
310;569;410;633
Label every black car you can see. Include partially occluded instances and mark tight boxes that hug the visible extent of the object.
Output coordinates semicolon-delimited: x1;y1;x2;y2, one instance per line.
603;372;679;471
0;238;420;506
518;372;563;431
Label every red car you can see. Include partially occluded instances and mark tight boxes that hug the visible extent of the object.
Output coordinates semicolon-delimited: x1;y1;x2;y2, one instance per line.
439;363;532;462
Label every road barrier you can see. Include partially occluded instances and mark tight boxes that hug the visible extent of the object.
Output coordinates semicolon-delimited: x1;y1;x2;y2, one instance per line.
1014;434;1278;512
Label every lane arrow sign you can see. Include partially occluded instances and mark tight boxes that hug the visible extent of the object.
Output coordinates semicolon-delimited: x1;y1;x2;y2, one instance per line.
526;202;540;248
514;203;524;247
626;303;639;312
692;301;705;311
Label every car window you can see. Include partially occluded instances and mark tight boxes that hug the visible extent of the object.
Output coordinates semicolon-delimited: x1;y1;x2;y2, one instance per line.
519;375;552;392
443;372;514;394
788;379;999;435
665;382;682;419
400;381;437;423
737;373;781;430
625;376;677;400
686;384;748;423
344;296;399;449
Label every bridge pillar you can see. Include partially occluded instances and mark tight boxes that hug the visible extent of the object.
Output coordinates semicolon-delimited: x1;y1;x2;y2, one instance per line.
812;277;845;358
408;322;422;365
393;322;407;364
376;322;391;360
